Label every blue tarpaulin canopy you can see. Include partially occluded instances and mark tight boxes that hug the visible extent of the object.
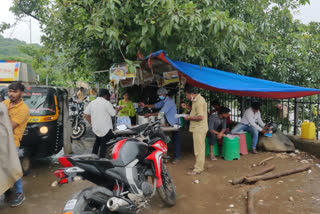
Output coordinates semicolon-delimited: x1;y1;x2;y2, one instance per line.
145;50;320;99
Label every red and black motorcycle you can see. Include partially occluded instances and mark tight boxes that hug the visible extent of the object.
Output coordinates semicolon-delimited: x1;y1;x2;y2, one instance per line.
54;121;176;214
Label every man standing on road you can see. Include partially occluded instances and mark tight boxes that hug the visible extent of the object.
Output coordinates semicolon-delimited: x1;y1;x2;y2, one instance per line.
182;86;208;175
84;89;119;158
140;88;181;164
77;87;85;102
3;82;30;207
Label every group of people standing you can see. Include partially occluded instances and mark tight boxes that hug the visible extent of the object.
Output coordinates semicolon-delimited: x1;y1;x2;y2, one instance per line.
84;85;271;177
0;82;271;209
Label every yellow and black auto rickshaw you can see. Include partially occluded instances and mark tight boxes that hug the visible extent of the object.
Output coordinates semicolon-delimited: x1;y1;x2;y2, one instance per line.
0;85;72;174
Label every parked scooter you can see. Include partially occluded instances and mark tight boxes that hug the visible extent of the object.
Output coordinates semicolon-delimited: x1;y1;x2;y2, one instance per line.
54;120;176;213
69;96;88;140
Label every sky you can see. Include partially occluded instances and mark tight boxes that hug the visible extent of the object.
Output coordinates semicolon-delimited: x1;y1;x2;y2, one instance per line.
0;0;320;45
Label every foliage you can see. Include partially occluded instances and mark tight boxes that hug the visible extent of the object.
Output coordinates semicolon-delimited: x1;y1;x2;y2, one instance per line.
8;0;320;88
0;34;66;85
0;34;36;60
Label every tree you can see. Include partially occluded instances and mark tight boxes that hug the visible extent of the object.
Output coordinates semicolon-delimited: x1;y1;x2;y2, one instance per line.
8;0;320;88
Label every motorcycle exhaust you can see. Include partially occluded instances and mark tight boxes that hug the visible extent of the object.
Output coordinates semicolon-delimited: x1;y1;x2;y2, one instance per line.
107;197;130;213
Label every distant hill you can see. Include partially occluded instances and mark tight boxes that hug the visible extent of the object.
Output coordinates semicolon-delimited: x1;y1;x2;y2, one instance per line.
0;34;41;62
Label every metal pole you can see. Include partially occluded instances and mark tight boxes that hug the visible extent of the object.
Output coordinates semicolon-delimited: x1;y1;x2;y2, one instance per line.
317;94;319;140
287;98;290;134
46;57;48;86
178;81;181;114
241;96;245;118
302;97;305;121
294;98;298;135
209;91;213;113
29;19;32;44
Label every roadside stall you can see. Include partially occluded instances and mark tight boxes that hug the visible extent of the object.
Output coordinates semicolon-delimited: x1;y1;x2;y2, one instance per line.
108;49;320;151
108;60;182;135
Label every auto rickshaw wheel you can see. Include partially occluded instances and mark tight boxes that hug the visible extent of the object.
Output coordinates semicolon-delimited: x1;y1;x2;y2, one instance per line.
20;156;31;176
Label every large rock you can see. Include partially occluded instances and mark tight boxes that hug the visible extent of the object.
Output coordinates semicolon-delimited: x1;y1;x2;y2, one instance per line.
258;132;295;152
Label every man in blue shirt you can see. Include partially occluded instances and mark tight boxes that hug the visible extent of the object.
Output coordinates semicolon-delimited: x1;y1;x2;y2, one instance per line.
140;88;181;163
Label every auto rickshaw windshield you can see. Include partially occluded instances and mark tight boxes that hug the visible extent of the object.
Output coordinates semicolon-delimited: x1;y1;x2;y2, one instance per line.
23;92;56;116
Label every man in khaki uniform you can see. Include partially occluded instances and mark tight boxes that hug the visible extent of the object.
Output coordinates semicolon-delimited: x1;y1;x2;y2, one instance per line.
183;86;208;175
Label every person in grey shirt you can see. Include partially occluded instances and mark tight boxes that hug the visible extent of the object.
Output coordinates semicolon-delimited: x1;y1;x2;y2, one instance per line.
207;107;231;160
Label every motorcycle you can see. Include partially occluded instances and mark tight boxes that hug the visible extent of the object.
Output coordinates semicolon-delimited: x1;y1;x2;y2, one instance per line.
69;96;88;140
54;120;176;213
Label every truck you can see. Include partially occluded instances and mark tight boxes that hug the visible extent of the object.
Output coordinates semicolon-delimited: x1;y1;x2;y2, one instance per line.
0;60;37;83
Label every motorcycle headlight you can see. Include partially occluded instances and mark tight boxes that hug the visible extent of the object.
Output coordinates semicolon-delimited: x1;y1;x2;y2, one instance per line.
40;126;48;134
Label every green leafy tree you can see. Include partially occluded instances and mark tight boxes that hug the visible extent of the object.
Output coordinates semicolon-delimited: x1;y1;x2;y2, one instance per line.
8;0;320;88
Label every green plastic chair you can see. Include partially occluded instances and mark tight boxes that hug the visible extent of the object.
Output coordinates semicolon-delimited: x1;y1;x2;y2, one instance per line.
245;132;253;151
221;136;240;161
180;117;185;128
205;137;219;156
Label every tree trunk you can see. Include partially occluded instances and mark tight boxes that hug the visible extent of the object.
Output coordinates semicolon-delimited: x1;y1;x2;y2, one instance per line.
247;186;262;214
232;164;275;185
244;164;311;183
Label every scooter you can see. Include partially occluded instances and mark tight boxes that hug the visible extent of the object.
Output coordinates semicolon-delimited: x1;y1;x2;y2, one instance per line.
54;120;176;213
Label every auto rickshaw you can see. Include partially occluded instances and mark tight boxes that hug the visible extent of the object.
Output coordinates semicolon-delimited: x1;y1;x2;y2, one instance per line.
0;85;72;174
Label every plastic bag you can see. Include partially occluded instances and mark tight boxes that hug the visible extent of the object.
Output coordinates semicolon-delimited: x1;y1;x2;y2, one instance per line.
117;116;132;128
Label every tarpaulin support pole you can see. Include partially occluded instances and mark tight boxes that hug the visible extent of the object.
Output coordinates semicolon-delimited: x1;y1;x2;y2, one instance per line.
210;91;213;113
294;98;299;136
317;94;319;140
178;81;181;116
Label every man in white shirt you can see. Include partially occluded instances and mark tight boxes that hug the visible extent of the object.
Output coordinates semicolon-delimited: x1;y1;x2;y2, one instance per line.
84;89;118;157
231;102;268;154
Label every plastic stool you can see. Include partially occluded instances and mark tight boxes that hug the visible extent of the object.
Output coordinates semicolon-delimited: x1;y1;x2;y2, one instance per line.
205;137;219;156
221;136;240;161
233;133;248;155
245;132;253;151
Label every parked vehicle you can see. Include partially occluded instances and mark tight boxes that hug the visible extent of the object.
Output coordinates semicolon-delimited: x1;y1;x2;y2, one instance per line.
0;61;72;174
54;120;176;213
0;86;71;174
69;96;88;140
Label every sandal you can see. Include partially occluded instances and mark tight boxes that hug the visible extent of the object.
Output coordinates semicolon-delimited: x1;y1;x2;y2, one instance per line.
187;170;202;176
210;156;217;161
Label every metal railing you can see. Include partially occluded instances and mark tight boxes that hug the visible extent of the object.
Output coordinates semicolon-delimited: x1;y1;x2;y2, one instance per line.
200;91;320;140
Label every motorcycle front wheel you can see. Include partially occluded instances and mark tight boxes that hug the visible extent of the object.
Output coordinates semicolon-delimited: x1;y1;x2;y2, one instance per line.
71;122;86;140
157;162;176;207
62;187;112;214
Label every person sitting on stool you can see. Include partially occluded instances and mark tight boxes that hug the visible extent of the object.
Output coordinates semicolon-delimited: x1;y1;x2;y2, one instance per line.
207;107;230;160
231;102;269;154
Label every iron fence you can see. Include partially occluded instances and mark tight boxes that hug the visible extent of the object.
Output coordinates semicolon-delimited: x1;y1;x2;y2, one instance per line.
200;91;320;140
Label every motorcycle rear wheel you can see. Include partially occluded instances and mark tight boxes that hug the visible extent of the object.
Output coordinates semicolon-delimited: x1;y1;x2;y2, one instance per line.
62;187;112;214
71;122;86;140
157;163;176;207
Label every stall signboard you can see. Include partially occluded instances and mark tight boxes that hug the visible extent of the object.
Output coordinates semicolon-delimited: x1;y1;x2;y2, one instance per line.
110;66;126;80
163;70;179;85
110;64;136;80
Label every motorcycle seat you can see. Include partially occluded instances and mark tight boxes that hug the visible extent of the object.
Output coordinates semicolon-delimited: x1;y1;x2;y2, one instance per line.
149;137;162;145
96;158;125;168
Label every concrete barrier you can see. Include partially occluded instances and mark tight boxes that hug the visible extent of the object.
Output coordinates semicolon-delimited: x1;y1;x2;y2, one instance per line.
287;135;320;158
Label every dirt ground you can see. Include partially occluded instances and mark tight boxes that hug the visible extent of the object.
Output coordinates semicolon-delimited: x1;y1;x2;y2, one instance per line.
1;138;320;214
